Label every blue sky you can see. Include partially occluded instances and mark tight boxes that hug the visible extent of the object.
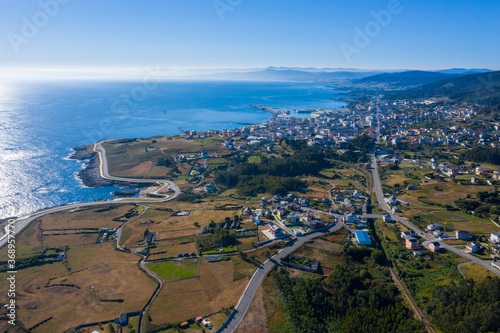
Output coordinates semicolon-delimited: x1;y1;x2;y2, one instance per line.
0;0;498;78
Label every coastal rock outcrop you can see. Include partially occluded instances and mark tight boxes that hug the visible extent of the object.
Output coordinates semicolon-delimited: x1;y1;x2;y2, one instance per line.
77;154;115;188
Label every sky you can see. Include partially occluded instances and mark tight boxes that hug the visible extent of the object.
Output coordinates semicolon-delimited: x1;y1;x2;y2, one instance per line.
0;0;499;79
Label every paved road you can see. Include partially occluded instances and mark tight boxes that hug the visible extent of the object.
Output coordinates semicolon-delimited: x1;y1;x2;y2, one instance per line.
220;222;343;333
0;141;181;248
94;140;181;198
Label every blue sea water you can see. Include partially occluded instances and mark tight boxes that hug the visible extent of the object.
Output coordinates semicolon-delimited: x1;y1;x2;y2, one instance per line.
0;80;345;219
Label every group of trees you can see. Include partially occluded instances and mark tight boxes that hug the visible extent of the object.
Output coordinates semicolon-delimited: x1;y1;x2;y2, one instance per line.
427;277;500;333
455;191;500;217
156;156;173;167
346;134;375;150
462;147;500;165
327;149;370;163
195;229;236;250
269;250;425;333
214;149;328;196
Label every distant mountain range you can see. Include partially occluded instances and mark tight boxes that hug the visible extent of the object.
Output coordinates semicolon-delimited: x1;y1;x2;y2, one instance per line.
201;68;383;82
434;68;493;75
387;71;500;106
198;67;493;88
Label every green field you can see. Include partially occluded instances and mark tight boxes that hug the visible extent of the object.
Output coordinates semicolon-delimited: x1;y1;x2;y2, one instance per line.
459;263;499;281
201;246;237;255
247;155;262;164
149;260;198;281
413;210;498;234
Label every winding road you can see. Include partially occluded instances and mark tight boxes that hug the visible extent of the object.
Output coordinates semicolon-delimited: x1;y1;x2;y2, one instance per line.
0;140;180;248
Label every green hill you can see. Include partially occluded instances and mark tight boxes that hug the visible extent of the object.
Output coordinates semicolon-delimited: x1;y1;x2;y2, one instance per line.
356;70;460;88
387;71;500;106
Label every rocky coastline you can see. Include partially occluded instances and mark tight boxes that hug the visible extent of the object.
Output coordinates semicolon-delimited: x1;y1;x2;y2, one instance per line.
77;154;115;188
70;145;114;187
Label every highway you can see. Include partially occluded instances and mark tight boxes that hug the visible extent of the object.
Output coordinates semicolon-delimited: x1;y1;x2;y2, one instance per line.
220;222;343;333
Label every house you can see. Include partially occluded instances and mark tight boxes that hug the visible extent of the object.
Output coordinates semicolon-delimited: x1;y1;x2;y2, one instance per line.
392;206;401;214
345;213;357;223
388;196;398;205
242;207;252;215
401;230;416;239
426;224;443;231
251;214;261;225
406;185;417;190
405;237;420;250
353;190;362;198
471;176;477;184
355;230;372;245
202;226;208;234
490;232;500;243
322;197;330;204
383;214;392;222
286;214;300;224
146;232;154;243
118;313;129;325
270;225;283;236
277;208;287;220
429;241;441;252
433;231;445;238
205;183;216;191
455;230;471;240
272;194;281;203
356;220;367;228
231;220;238;228
202;319;213;329
466;242;482;254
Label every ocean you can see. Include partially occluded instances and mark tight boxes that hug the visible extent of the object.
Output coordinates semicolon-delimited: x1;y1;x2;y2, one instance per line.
0;80;346;219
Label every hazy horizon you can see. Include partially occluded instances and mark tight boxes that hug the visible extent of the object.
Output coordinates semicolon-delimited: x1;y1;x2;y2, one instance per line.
1;0;499;80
